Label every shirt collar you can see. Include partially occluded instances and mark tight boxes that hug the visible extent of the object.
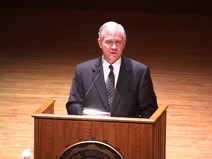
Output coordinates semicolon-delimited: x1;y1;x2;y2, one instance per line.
102;55;122;68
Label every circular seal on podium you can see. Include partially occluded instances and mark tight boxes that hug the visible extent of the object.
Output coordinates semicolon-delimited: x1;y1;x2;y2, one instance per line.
59;140;125;159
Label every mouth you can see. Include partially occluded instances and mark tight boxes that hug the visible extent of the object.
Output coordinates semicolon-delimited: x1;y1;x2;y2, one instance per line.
110;51;117;54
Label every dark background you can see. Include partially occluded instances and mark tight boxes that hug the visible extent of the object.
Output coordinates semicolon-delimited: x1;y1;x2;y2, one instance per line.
1;0;212;14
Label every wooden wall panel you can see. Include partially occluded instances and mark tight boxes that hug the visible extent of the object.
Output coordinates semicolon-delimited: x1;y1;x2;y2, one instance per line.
93;122;104;141
128;124;141;159
79;121;92;140
53;120;66;158
153;111;167;159
115;123;129;157
34;119;42;159
66;120;81;145
140;125;153;159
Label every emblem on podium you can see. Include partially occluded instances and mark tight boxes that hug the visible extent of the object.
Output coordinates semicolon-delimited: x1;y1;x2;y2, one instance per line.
59;140;124;159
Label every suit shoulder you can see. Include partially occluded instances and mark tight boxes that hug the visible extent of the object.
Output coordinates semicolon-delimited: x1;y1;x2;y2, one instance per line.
131;59;148;68
77;58;99;69
79;58;98;66
123;56;148;70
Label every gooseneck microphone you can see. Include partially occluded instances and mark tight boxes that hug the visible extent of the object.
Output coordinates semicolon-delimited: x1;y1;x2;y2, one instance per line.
83;68;101;108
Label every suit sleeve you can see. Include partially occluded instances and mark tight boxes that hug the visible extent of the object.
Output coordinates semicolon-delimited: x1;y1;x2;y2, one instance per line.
139;67;158;118
66;66;84;115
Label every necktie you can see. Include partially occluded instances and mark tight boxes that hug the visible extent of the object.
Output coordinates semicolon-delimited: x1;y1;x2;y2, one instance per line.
106;65;115;107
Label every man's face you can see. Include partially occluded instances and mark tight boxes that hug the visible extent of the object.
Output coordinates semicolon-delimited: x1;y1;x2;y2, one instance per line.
98;30;126;64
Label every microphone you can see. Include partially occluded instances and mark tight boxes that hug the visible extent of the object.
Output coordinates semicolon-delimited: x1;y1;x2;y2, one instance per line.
21;148;31;159
83;68;101;108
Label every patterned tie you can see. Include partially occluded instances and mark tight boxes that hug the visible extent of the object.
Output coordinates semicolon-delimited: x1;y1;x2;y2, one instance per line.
106;65;115;107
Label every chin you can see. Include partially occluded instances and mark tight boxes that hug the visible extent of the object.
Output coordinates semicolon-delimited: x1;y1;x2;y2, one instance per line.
109;59;117;64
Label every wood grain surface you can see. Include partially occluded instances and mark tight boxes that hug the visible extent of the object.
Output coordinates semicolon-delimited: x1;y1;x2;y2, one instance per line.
0;8;212;159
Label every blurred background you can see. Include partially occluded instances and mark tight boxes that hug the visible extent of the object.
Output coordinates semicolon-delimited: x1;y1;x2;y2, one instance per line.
0;0;212;158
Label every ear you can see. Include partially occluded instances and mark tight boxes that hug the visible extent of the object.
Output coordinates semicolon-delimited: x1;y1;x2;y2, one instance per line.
123;39;127;47
97;38;102;48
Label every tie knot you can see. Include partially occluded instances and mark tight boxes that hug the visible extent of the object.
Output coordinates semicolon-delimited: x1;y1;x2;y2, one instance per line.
109;65;113;71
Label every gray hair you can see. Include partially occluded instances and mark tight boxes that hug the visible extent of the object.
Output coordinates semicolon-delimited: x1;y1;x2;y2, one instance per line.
98;21;126;40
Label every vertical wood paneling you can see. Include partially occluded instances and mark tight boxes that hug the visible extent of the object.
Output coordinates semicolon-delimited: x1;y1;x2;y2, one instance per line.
53;120;66;158
33;112;168;159
43;119;53;158
91;121;96;139
34;119;54;159
128;124;141;159
153;111;166;159
79;121;90;140
161;112;166;159
154;118;160;159
140;124;153;159
94;121;104;141
103;122;116;146
155;119;160;159
128;124;133;159
115;123;129;157
34;119;42;159
66;120;81;145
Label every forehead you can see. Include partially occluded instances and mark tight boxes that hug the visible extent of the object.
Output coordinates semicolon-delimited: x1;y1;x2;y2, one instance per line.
102;29;125;41
102;23;125;36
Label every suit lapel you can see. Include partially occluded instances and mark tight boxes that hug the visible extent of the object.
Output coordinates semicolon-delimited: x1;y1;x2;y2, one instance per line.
92;57;110;111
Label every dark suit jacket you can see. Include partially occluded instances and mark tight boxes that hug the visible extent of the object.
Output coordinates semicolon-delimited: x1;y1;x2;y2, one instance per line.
66;55;158;118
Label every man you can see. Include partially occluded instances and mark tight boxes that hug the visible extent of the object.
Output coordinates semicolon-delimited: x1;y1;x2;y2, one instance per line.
66;21;158;118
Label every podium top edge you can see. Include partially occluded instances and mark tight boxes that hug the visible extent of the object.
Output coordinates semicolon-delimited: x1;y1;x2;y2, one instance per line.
32;113;155;123
32;98;168;124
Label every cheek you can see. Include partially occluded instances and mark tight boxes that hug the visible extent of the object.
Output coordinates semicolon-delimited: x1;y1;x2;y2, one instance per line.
119;46;125;52
98;43;102;49
102;44;110;50
98;40;103;48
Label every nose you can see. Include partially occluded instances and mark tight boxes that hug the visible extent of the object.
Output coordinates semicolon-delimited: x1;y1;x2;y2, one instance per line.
111;43;117;49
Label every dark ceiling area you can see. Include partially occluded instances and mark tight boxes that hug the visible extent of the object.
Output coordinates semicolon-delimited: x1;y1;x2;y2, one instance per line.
1;0;212;14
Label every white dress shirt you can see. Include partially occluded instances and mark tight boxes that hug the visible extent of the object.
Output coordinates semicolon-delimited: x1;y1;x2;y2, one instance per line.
102;56;121;88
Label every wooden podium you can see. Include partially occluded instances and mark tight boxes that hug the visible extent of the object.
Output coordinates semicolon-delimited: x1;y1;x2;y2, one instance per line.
32;99;168;159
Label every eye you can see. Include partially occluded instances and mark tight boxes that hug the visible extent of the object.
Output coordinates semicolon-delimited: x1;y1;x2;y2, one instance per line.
116;41;122;45
105;40;112;44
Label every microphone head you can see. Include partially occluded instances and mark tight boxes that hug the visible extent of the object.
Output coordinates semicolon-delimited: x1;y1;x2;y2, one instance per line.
21;148;31;159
